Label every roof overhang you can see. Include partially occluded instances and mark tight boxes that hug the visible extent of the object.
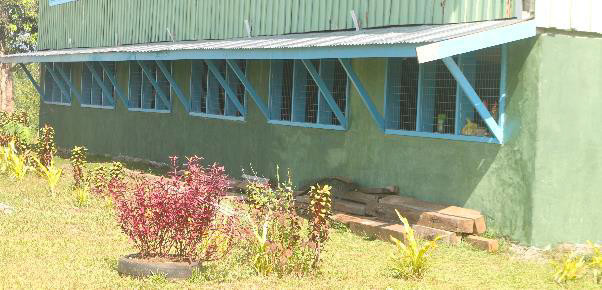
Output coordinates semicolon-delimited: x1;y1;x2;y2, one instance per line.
0;19;535;64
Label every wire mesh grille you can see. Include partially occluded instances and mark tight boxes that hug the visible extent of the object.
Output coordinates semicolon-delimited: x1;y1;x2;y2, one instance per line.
280;60;294;121
388;58;419;131
421;59;457;134
458;46;501;137
319;59;348;126
128;62;142;108
302;60;320;123
43;63;71;104
226;60;247;117
190;60;208;113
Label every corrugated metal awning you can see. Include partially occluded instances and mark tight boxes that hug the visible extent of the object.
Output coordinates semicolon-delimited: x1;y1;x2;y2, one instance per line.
0;19;535;63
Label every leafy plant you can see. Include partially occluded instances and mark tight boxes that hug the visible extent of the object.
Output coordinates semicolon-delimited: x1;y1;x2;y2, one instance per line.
88;162;125;196
73;188;90;208
552;255;588;284
109;156;233;260
390;209;441;279
4;142;32;180
35;158;63;196
243;174;331;276
588;241;602;284
70;146;88;189
37;125;56;167
308;184;332;267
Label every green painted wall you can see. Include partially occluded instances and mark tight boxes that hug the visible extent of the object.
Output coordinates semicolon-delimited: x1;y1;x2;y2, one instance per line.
38;0;514;50
39;34;602;246
529;32;602;246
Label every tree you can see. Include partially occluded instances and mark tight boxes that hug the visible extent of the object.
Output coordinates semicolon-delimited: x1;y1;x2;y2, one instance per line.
0;0;38;112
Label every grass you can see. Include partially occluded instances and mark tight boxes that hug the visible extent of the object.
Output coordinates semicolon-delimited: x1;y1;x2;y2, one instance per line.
0;158;600;289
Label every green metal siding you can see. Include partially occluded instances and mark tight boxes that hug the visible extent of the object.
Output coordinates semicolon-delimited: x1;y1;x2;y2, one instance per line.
38;0;514;50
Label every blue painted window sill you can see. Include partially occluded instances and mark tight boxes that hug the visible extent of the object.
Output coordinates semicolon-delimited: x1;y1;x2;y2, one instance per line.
189;112;245;122
127;108;171;114
268;120;346;131
384;129;500;144
43;101;71;107
81;104;114;110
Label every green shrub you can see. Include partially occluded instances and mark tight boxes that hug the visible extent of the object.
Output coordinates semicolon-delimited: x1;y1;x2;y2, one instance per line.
35;158;63;196
88;162;125;196
588;241;602;284
37;125;56;167
390;209;440;279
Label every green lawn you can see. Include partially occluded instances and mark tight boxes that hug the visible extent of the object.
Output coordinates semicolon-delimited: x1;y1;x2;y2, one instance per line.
0;158;599;289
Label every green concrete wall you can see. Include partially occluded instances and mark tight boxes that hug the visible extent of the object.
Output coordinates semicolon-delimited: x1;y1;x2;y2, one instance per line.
39;35;601;246
530;32;602;246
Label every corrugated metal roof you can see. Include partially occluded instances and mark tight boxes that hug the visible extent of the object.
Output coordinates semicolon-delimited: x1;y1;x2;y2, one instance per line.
536;0;602;34
1;19;526;62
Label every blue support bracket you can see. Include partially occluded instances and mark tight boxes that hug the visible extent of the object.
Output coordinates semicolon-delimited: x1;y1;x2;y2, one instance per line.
204;60;245;115
137;60;171;111
98;62;128;108
18;63;46;101
84;62;115;107
156;60;190;113
54;64;83;105
338;58;384;131
226;59;269;119
301;59;347;127
44;64;70;101
442;57;504;143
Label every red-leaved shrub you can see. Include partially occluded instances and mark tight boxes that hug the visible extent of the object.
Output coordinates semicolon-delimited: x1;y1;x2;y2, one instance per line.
109;156;235;261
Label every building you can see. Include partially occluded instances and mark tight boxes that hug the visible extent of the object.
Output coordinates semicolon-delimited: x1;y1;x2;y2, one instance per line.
1;0;600;246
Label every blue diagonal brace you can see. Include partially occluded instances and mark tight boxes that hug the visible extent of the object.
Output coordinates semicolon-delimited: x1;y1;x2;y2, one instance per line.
84;62;115;107
18;63;47;100
226;59;268;119
204;60;245;115
156;60;190;113
54;64;82;104
338;58;385;131
44;64;70;101
442;57;503;143
98;62;128;108
137;60;171;110
301;59;347;127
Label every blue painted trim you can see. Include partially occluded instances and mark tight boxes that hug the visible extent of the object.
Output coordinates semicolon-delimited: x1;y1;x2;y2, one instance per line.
81;104;114;110
84;62;115;107
339;58;384;131
268;120;346;131
1;45;418;64
137;60;171;111
48;0;75;6
415;62;424;130
499;44;508;139
99;62;128;108
204;60;245;115
189;112;245;122
442;57;503;143
385;129;500;144
417;20;536;63
226;59;268;119
54;64;82;105
127;108;170;114
44;64;71;103
156;60;190;113
18;64;46;100
42;101;71;107
301;59;347;127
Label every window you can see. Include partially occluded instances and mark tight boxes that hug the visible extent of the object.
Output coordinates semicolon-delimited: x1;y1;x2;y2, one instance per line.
48;0;75;6
190;60;246;119
128;61;171;112
81;62;115;108
43;63;72;105
269;59;348;129
385;46;503;142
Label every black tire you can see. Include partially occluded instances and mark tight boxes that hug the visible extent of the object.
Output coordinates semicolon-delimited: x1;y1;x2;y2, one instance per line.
117;254;200;280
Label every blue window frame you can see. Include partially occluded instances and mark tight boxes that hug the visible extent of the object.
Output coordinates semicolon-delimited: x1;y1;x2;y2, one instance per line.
128;61;171;113
189;60;247;120
268;59;348;130
48;0;75;6
42;63;72;106
384;46;504;143
81;62;115;109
